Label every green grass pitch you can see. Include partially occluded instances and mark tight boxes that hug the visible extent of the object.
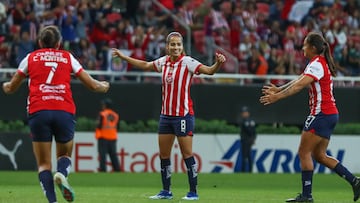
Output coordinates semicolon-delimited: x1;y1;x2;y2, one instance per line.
0;171;356;203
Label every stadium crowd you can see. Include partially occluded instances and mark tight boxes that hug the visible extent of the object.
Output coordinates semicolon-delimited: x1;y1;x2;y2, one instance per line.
0;0;359;85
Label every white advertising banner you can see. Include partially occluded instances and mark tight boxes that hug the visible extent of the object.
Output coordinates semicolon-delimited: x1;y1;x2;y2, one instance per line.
60;132;360;174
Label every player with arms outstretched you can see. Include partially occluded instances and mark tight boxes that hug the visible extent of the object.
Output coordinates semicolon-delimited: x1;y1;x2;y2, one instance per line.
260;32;360;202
113;31;226;200
2;25;109;203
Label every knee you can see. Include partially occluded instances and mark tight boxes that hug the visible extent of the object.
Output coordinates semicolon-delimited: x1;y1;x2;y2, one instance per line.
297;148;311;160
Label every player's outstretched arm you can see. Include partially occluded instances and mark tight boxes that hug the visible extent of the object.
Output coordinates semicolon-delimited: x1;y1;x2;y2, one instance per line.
198;53;226;75
77;70;109;93
2;72;26;94
112;48;154;71
262;83;281;95
260;75;313;105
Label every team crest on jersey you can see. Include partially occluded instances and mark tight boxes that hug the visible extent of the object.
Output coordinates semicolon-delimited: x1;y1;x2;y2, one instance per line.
166;75;173;83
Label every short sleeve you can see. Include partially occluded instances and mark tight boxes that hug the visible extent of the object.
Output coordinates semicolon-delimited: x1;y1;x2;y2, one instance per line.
304;61;324;81
153;56;167;72
70;53;83;76
18;54;30;76
183;56;202;74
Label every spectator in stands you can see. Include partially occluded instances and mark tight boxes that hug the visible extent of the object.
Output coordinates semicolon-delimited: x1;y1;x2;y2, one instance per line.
203;7;216;66
348;38;360;76
33;0;46;20
11;1;31;25
8;25;21;68
230;2;245;54
60;5;78;51
174;0;203;37
242;1;258;36
90;15;111;72
126;25;152;72
267;20;284;49
20;11;38;42
75;12;88;40
77;38;97;69
0;8;10;48
15;30;34;65
143;9;159;28
238;34;253;63
346;9;359;33
267;48;279;75
39;7;58;28
283;25;296;74
124;0;141;25
268;0;284;23
112;20;130;49
146;26;166;61
269;49;291;86
258;34;271;60
247;46;268;84
343;0;359;18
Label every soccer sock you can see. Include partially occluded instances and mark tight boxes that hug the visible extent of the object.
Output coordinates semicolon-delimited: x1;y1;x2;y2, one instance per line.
302;170;313;198
334;163;357;185
39;170;57;203
160;159;171;191
57;156;72;177
184;156;198;193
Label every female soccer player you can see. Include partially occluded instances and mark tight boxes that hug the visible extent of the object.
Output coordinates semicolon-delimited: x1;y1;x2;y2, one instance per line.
2;25;110;203
112;31;226;200
260;32;360;202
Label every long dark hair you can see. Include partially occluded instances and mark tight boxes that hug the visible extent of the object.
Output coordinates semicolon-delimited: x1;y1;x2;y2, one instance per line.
38;25;62;48
305;32;337;77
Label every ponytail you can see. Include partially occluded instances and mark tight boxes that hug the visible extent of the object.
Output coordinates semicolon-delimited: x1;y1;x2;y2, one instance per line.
306;32;338;77
323;41;337;77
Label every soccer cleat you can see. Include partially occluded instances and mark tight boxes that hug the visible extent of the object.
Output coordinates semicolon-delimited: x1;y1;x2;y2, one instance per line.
285;193;313;202
54;172;75;202
181;192;199;201
352;177;360;202
149;190;173;200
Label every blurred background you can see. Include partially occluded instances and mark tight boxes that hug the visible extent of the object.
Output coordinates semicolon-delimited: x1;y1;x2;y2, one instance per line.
0;0;359;126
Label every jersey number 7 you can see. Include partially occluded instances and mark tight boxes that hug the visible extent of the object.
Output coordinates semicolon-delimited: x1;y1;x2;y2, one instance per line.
45;62;58;84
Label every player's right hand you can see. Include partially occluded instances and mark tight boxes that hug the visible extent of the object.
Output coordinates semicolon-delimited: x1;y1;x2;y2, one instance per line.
112;48;124;59
100;81;110;93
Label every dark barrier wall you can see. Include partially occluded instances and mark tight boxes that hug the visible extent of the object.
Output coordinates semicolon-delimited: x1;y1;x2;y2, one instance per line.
0;133;37;170
1;82;359;124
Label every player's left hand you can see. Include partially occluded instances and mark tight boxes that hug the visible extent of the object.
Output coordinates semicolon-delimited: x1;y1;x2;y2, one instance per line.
2;82;11;94
215;53;226;64
262;83;280;95
259;92;279;105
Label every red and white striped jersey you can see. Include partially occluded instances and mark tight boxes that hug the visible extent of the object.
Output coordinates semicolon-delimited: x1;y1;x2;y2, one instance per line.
17;48;83;114
303;55;338;115
153;55;202;116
